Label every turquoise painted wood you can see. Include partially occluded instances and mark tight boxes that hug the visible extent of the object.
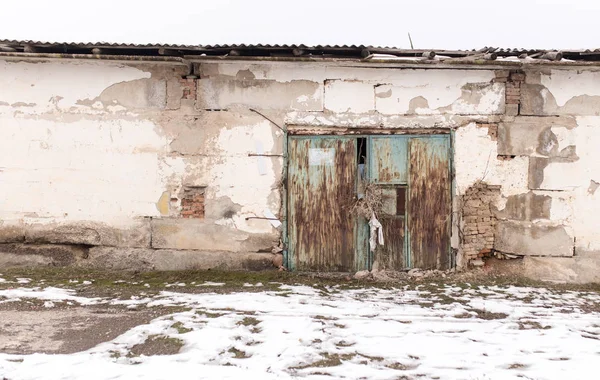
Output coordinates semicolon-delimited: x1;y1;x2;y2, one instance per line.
407;136;452;269
369;136;408;184
364;136;410;270
287;136;358;271
286;134;452;272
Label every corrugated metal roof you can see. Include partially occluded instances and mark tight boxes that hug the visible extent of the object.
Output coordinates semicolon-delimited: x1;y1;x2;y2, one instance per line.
1;40;599;62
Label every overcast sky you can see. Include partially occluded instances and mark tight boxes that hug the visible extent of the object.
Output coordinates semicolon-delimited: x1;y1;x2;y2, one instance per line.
1;0;599;50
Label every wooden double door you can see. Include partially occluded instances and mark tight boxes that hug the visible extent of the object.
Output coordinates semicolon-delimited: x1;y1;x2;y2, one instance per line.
287;135;451;272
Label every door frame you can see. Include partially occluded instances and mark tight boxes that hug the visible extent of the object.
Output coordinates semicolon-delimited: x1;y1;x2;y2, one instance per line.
283;129;455;272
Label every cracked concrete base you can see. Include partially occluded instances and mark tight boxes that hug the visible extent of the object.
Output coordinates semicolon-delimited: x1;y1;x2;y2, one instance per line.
0;244;275;272
488;252;600;284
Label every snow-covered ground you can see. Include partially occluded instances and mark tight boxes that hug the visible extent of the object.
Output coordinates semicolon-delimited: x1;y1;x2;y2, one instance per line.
0;281;599;380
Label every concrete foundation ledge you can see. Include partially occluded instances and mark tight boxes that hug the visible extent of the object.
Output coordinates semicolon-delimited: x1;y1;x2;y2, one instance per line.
488;251;600;284
521;252;600;284
0;244;89;267
0;244;274;272
0;221;151;248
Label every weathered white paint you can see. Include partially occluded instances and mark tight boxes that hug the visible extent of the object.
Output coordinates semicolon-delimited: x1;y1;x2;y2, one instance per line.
541;70;600;107
324;80;374;113
569;117;600;250
0;60;170;228
454;123;528;198
0;60;150;115
197;77;323;111
2;57;600;274
376;81;504;115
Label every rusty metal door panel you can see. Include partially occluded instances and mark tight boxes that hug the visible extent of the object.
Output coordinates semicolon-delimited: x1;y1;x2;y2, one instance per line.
287;137;357;271
369;137;408;184
372;186;407;270
374;215;406;270
408;137;451;270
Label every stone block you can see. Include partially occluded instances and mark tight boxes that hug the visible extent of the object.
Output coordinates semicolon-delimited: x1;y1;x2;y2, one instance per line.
0;243;88;267
325;80;375;113
82;247;274;271
23;220;151;248
521;79;600;116
0;225;26;243
375;82;505;115
495;220;574;257
498;192;552;221
519;251;600;284
100;78;167;109
166;78;183;110
498;117;577;157
197;77;323;111
528;157;578;191
151;218;278;252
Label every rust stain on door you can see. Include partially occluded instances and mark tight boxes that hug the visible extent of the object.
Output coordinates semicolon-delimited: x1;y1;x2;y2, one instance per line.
373;186;406;270
370;137;408;184
408;137;451;270
287;137;357;271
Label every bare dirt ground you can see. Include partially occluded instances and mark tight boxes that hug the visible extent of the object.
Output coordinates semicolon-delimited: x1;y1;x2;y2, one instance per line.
0;304;169;355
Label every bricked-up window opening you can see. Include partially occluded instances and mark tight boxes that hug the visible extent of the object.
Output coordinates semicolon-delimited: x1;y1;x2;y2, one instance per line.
179;78;197;100
181;186;206;219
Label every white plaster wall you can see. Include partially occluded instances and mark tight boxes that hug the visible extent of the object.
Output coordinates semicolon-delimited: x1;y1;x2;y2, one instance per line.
211;121;282;234
0;60;168;227
0;60;149;114
540;70;600;107
568;117;600;250
3;58;599;257
454;123;529;199
205;62;504;116
324;80;375;113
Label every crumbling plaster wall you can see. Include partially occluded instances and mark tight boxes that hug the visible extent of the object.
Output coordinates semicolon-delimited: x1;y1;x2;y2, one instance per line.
198;60;600;280
196;60;507;269
2;57;599;280
0;59;281;269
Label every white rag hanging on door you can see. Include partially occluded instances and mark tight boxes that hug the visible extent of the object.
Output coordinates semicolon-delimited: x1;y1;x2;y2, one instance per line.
368;212;385;252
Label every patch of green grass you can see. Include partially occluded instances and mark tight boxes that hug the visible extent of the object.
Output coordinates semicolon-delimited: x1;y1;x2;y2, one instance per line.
313;315;338;321
471;309;509;320
171;322;192;334
228;347;251;359
128;335;184;357
109;350;121;359
508;363;527;369
291;353;356;369
453;312;473;319
386;362;408;370
197;310;225;318
237;317;260;327
1;267;599;299
518;321;551;330
357;353;384;362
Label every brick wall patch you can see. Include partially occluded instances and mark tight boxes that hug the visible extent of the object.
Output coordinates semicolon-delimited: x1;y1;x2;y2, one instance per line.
461;183;501;265
180;186;205;219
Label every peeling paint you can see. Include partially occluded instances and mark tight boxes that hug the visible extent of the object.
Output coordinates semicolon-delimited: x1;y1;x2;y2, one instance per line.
3;57;600;273
156;191;170;215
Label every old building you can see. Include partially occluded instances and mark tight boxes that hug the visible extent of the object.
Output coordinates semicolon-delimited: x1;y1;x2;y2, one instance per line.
0;42;598;282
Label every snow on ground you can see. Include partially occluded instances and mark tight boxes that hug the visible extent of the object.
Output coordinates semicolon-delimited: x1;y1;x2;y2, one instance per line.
0;283;599;380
